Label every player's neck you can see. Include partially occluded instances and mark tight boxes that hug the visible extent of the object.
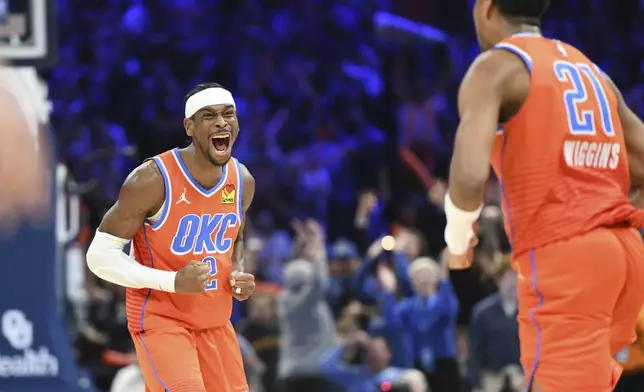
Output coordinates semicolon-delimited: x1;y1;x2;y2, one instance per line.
180;145;225;187
502;24;542;40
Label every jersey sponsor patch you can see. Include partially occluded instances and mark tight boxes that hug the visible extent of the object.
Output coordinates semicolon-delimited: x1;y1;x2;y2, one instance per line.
222;184;235;204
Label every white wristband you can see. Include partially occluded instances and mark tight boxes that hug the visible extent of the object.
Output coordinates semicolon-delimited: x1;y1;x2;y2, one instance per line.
444;192;483;255
87;231;177;292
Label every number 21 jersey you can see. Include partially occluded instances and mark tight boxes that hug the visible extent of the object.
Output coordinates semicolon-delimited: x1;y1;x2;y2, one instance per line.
490;34;631;256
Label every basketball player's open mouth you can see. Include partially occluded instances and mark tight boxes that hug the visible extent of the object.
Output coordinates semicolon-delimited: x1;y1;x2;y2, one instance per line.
212;134;231;153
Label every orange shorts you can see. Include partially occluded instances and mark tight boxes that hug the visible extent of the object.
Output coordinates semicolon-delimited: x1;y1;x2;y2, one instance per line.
516;227;644;392
132;321;248;392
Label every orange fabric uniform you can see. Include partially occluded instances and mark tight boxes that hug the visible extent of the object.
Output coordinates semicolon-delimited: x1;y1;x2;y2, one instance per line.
490;34;644;391
127;148;247;392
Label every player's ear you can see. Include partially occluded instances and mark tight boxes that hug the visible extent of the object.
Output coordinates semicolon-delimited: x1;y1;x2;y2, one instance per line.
184;117;194;137
483;0;495;20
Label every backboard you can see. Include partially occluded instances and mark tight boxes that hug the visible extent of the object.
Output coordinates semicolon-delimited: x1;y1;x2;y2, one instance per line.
0;0;57;68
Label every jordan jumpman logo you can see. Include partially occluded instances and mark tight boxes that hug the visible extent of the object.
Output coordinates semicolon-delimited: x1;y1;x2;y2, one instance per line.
176;188;190;205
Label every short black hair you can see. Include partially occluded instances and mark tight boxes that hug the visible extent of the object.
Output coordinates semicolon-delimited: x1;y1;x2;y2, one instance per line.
494;0;549;24
185;82;226;103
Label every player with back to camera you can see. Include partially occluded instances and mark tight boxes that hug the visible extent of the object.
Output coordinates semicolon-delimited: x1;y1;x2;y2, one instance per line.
442;0;644;391
86;83;256;392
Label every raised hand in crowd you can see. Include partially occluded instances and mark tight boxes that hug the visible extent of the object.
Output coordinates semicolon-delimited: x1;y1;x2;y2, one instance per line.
355;190;378;229
343;329;370;348
293;219;326;261
366;235;392;260
377;263;398;293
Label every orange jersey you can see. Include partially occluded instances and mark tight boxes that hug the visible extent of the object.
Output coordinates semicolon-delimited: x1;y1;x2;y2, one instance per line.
126;148;244;332
490;34;633;256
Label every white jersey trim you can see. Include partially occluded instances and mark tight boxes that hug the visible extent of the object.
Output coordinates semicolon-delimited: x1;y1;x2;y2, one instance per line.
144;157;172;230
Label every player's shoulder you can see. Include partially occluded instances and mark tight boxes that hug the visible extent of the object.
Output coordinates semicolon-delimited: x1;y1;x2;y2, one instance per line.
554;39;585;57
485;47;529;74
119;159;165;202
591;64;622;104
466;48;525;83
463;49;527;90
234;158;255;188
234;159;250;176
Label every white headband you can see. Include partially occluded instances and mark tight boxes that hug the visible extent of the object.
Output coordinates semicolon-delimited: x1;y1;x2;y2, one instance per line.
185;87;236;118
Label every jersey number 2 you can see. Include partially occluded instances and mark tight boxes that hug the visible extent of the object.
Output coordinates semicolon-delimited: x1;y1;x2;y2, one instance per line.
202;256;218;290
553;61;615;137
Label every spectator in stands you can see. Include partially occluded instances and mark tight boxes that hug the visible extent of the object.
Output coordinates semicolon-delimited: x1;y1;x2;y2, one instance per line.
379;256;460;392
353;238;413;304
237;334;267;392
371;263;413;369
238;286;281;392
337;300;371;337
327;238;362;315
468;259;522;392
393;227;425;261
278;220;335;392
247;211;292;284
320;331;405;392
75;283;135;391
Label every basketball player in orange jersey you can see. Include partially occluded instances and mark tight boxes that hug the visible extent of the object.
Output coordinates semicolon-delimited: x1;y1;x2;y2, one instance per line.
442;1;644;391
86;83;256;392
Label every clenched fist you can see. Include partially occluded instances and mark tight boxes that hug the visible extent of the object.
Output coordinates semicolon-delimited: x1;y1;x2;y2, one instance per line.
174;261;211;294
229;271;256;301
443;235;479;270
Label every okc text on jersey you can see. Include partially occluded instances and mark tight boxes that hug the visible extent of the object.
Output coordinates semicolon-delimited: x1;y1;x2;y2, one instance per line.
170;213;239;256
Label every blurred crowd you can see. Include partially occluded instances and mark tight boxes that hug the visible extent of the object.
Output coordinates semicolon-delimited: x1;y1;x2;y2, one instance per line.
23;0;644;391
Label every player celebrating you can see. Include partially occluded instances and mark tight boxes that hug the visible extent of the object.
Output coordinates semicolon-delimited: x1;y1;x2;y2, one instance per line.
86;83;256;392
443;1;644;391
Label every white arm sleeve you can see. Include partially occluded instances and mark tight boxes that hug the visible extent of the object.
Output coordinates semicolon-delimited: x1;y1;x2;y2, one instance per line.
444;192;483;255
86;230;176;292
